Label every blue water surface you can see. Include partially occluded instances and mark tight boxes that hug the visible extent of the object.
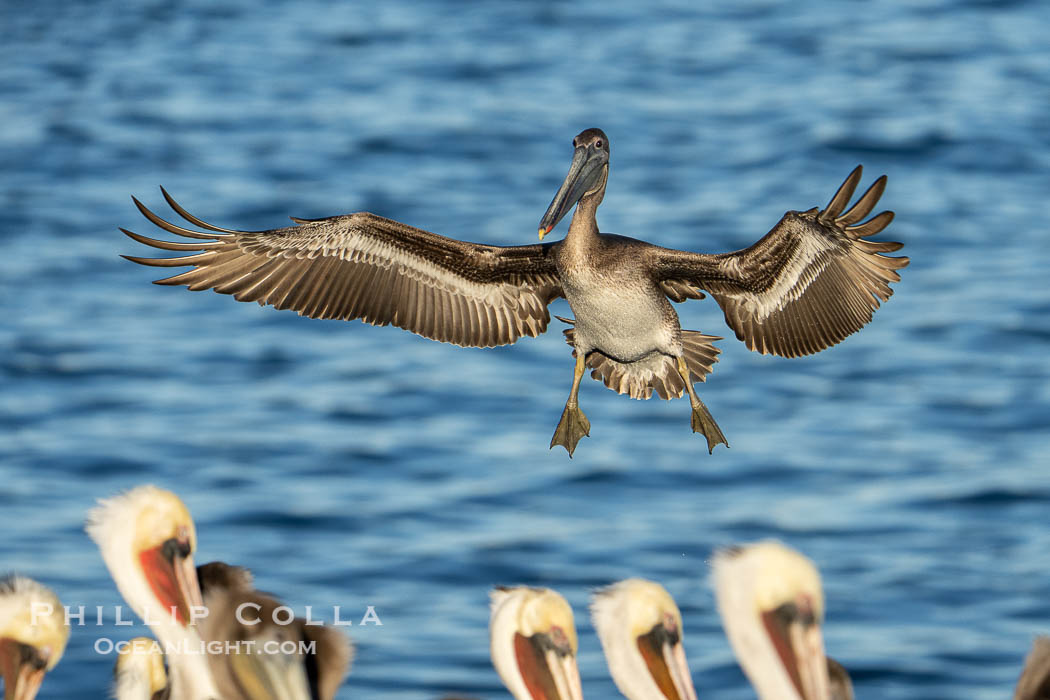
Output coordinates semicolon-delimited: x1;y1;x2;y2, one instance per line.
3;1;1050;698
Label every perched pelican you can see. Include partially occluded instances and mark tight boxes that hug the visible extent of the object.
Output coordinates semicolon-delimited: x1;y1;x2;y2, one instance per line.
712;541;833;700
0;576;68;700
88;485;352;700
1014;636;1050;700
123;129;907;455
825;657;853;700
489;586;583;700
87;485;221;700
195;561;352;700
113;637;168;700
590;578;697;700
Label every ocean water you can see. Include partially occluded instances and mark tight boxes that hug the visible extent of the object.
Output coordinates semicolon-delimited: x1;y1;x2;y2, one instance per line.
2;0;1049;698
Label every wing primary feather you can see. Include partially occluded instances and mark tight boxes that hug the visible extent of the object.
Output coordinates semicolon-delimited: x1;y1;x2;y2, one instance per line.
121;228;222;251
132;196;226;240
820;165;862;221
159;187;242;234
122;253;212;268
845;211;895;238
836;175;886;225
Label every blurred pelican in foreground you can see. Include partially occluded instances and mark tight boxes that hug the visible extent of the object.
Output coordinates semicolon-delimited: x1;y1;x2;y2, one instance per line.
1014;636;1050;700
113;637;168;700
0;576;68;700
713;541;840;700
88;485;351;700
590;578;697;700
195;561;352;700
489;586;583;700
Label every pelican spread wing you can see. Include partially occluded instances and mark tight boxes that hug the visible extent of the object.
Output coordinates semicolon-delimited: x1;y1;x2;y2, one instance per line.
123;190;563;348
654;166;908;358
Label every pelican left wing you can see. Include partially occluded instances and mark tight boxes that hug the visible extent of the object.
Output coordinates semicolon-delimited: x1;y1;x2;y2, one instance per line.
122;189;563;348
652;166;908;358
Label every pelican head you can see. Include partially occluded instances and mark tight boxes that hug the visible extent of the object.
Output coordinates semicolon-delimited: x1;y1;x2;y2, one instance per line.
87;486;223;699
713;541;831;700
87;485;204;629
113;637;167;699
590;579;697;700
489;586;583;700
0;576;69;700
538;128;610;239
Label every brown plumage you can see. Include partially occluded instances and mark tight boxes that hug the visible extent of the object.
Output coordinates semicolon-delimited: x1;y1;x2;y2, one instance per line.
196;562;353;700
1015;637;1050;700
123;198;562;349
123;128;907;455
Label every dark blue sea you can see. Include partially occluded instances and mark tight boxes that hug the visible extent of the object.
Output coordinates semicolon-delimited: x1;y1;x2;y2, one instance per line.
3;1;1049;698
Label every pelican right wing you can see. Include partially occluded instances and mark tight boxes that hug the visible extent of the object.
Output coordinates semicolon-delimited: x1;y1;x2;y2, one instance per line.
653;166;909;358
122;190;564;348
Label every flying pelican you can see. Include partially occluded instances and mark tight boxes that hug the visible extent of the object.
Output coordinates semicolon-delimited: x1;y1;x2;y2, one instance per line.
590;578;697;700
712;541;836;700
489;586;584;700
122;128;907;455
113;637;168;700
88;485;351;700
1014;636;1050;700
0;576;68;700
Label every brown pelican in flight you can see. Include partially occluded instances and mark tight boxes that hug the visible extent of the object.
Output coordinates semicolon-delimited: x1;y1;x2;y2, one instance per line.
0;576;68;700
713;541;843;700
489;586;583;700
88;485;352;700
123;128;907;455
590;578;697;700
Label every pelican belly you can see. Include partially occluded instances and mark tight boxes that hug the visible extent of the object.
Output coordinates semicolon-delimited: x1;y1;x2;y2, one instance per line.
562;269;680;362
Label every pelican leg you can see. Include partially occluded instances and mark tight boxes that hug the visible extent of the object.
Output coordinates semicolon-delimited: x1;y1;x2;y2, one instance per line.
676;356;728;454
551;351;591;457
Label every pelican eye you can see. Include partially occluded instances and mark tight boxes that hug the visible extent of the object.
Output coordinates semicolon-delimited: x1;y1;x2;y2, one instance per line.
594;139;602;148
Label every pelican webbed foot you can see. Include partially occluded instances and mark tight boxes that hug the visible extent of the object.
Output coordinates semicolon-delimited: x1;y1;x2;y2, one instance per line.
676;356;728;454
689;398;728;454
550;403;591;457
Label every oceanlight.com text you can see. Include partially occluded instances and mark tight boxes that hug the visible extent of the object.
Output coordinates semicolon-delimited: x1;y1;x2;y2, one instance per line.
94;637;319;656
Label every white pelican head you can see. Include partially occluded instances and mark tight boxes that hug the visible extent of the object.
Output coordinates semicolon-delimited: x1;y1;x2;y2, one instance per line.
87;485;219;699
590;578;697;700
0;576;68;700
489;586;583;700
713;541;831;700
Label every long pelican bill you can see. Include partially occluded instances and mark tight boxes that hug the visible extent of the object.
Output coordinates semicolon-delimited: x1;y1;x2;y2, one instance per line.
0;641;46;700
760;597;830;700
538;137;609;239
635;621;695;700
512;630;583;700
630;617;697;700
138;534;203;627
